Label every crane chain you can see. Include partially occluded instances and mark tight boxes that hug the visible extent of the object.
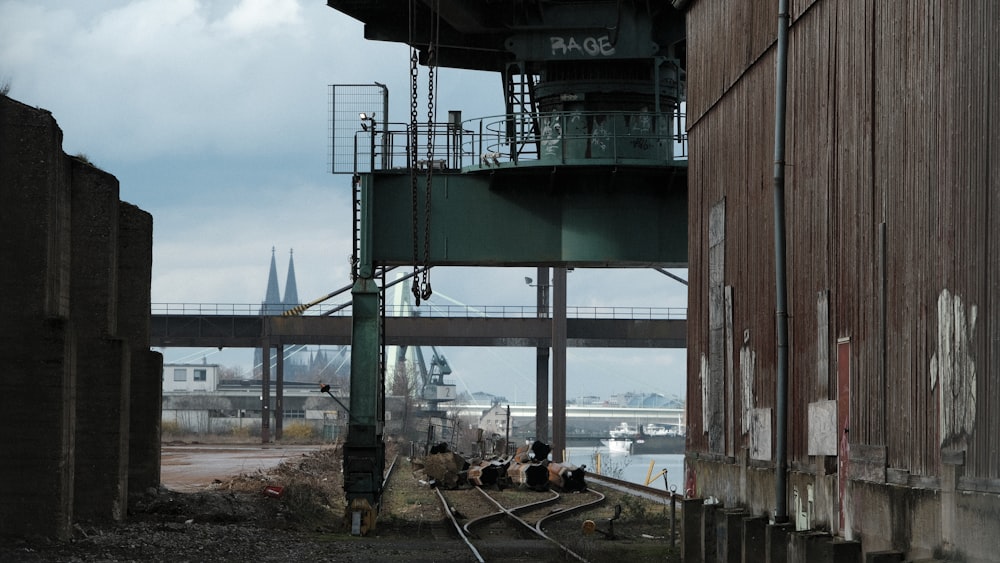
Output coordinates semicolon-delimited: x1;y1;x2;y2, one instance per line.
409;47;421;305
421;52;436;301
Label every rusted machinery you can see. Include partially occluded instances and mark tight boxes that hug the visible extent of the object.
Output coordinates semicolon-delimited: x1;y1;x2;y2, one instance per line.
424;440;588;493
505;441;587;492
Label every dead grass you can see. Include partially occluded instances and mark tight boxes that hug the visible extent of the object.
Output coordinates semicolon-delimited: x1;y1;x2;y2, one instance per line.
212;444;348;530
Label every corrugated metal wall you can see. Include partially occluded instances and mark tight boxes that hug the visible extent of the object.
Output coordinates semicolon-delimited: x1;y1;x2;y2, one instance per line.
687;1;999;484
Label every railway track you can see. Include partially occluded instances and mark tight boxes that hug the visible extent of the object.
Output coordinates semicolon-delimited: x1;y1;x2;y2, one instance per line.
434;485;606;562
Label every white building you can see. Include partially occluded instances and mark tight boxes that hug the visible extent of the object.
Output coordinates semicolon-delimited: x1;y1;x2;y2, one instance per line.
162;362;220;393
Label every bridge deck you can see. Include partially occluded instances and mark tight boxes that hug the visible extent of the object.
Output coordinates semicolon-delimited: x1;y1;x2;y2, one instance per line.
151;314;686;348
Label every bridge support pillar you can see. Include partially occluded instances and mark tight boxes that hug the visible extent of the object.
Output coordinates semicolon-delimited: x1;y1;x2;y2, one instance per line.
344;277;384;534
275;344;284;440
535;267;550;445
551;267;567;462
260;340;271;443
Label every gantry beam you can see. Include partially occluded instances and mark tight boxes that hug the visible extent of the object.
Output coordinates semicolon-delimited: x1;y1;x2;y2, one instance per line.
149;315;686;349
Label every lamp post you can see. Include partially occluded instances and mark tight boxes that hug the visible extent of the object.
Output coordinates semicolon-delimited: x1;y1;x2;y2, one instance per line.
359;112;376;172
524;272;550;318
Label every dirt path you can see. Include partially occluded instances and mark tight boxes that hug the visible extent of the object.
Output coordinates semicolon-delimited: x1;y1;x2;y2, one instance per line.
160;443;324;491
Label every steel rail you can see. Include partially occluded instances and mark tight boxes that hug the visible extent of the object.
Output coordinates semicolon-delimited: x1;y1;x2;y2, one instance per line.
470;486;593;563
460;488;559;535
382;454;399;491
585;472;678;504
433;487;486;562
533;488;606;535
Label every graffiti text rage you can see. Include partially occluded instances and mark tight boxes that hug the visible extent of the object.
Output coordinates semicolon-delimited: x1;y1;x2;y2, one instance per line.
549;35;616;57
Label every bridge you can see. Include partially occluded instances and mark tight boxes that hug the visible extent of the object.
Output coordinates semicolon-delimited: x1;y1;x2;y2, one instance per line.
150;304;687;349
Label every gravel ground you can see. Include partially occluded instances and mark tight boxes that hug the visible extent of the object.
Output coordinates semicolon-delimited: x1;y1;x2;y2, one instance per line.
0;445;680;563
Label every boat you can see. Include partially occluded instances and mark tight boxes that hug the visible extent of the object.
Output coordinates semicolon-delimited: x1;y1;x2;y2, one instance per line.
600;422;634;453
601;436;633;453
630;423;685;455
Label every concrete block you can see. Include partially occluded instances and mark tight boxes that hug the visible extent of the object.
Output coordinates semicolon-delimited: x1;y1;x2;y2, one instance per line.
117;204;159;498
69;158;119;335
742;516;768;563
865;551;903;563
702;503;720;563
74;338;129;522
717;509;746;562
682;498;705;563
766;522;793;563
790;531;861;563
828;539;861;563
0;318;76;539
129;350;164;496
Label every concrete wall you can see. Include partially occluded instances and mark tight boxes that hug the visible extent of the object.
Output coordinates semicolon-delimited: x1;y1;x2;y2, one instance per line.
0;94;159;538
686;453;1000;562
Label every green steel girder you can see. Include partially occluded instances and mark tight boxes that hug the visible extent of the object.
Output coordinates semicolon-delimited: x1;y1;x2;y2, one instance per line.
344;277;384;510
366;166;687;267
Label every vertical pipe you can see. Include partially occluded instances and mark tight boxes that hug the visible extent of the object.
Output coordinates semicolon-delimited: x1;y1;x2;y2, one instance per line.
772;0;791;524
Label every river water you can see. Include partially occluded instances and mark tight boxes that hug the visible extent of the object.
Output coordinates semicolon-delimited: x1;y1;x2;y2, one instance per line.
564;446;684;493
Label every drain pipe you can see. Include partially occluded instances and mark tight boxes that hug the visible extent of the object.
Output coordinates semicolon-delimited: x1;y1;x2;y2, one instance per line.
772;0;791;524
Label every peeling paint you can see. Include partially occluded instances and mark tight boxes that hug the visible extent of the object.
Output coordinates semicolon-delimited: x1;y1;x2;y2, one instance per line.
930;289;977;446
700;353;709;433
740;331;755;435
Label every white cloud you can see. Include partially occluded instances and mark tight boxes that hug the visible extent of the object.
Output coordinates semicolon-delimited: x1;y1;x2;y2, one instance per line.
214;0;302;37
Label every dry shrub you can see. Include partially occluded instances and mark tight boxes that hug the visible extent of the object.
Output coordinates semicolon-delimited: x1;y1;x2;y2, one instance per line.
214;445;347;530
282;422;317;441
161;421;181;437
229;425;254;440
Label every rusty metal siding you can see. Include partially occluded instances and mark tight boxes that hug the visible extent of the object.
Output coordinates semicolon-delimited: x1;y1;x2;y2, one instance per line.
685;2;776;126
686;53;779;455
687;0;1000;486
989;4;1000;483
934;2;1000;481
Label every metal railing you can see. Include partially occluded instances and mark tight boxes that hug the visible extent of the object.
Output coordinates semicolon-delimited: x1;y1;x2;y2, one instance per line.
356;109;688;174
151;303;687;320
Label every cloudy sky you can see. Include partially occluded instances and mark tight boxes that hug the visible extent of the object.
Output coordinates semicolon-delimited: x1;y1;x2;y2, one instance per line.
0;0;688;403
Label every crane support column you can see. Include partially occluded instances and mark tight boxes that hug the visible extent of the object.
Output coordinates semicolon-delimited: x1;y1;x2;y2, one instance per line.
344;277;383;535
344;175;384;535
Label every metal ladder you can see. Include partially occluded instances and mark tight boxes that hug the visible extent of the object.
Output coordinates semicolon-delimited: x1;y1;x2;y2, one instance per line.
503;62;539;163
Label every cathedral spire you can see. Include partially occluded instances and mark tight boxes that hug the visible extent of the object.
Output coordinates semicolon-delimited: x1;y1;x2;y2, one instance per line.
261;246;282;314
283;248;300;306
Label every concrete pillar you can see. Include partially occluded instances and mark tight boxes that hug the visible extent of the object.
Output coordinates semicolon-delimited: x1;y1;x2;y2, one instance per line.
683;498;705;563
766;522;794;563
1;95;156;537
70;160;130;523
118;204;160;498
742;515;768;563
73;339;129;521
702;502;720;563
128;349;163;497
0;97;75;539
717;509;747;562
0;319;76;539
